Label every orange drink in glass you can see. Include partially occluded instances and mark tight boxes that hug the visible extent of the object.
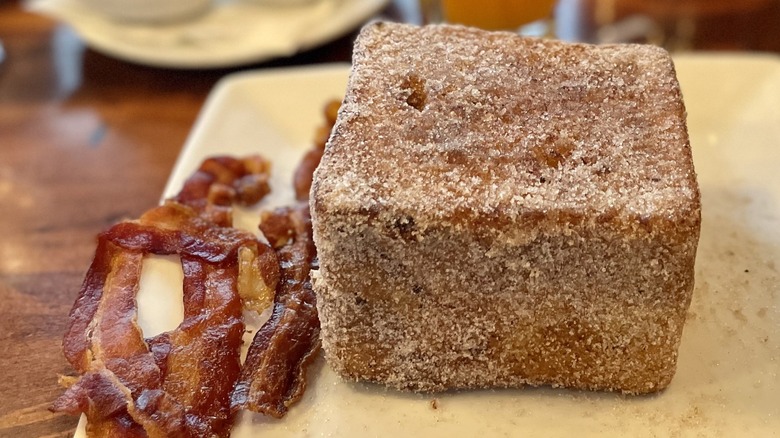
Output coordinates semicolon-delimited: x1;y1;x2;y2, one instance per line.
421;0;557;33
442;0;556;30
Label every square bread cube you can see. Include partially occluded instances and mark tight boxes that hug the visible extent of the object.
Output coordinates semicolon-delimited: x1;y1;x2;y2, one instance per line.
311;22;700;394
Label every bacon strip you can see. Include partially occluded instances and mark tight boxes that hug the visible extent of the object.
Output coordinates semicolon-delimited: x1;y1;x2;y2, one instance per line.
235;101;336;416
52;370;146;438
175;155;272;227
231;203;321;418
293;99;340;201
56;108;336;433
53;202;279;437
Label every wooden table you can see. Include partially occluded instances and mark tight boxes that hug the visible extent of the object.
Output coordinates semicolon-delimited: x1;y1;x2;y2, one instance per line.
0;0;778;436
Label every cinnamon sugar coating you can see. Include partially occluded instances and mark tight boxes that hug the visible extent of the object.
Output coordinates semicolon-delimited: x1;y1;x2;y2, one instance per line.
311;22;700;394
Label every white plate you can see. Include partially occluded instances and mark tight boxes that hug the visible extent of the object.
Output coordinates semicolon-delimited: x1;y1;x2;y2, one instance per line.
25;0;388;68
77;56;780;436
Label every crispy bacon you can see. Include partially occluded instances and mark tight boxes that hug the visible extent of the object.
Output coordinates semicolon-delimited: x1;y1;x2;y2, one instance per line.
293;99;340;201
231;203;321;418
174;155;272;227
292;148;324;202
53;202;279;437
116;203;280;314
56;99;341;434
52;370;146;438
234;100;337;416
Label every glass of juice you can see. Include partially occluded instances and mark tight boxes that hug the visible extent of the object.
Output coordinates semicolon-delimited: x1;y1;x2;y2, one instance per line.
420;0;558;35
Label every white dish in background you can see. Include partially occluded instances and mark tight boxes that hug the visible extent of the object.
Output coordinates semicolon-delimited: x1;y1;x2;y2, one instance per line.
79;0;212;24
77;56;780;436
25;0;388;68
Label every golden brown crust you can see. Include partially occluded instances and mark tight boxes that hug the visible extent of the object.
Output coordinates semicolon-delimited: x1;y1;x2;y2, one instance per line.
311;23;700;394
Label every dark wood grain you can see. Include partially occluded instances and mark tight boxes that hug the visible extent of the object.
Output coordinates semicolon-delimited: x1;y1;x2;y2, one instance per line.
0;0;777;436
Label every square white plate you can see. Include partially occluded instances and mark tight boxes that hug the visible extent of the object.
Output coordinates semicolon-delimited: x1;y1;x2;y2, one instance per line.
77;56;780;437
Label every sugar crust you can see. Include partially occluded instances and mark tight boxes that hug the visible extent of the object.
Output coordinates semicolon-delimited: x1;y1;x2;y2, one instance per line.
311;22;701;394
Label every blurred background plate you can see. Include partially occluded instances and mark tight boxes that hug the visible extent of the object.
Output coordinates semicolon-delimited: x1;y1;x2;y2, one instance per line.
25;0;389;68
